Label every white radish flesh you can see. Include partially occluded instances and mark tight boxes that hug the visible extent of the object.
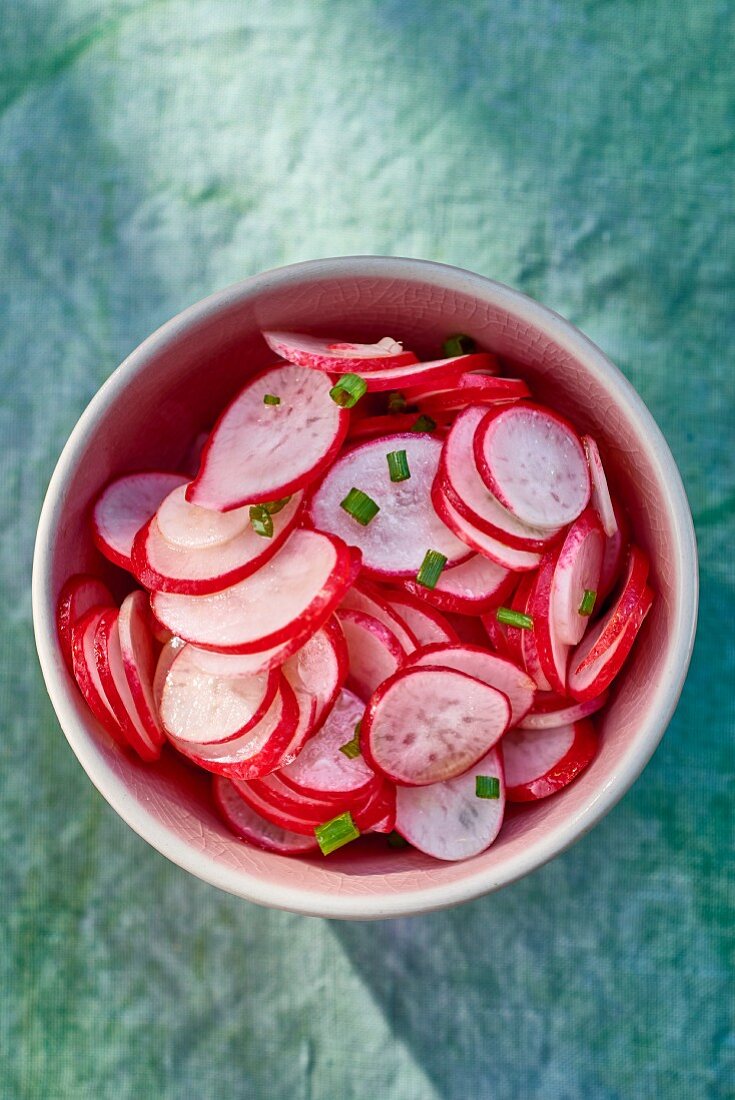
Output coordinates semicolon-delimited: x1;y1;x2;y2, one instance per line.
359;352;496;393
431;481;542;571
153;636;185;713
277;619;348;764
92;472;187;570
550;510;605;645
156;484;252;549
280;688;374;796
519;691;608;729
406;644;535;725
71;608;127;749
567;586;653;702
263;331;417;372
336;608;405;700
583;436;618;538
502;720;598;801
214;777;318;853
529;556;569;696
96;612;161;760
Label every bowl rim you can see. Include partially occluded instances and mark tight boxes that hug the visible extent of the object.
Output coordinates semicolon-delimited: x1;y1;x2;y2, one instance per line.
32;255;699;919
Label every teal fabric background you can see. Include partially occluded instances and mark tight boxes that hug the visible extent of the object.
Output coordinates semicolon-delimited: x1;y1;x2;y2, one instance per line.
1;2;733;1097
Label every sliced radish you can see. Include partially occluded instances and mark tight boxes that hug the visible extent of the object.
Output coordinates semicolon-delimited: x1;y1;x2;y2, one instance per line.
252;772;352;821
347;412;451;442
355;353;495;393
395;747;505;861
132;492;303;595
341;581;419;652
156;484;252;549
280;688;374;798
336;608;406;700
381;590;460;647
406;643;535;725
474;403;590;529
419;376;530;413
431;481;542;571
152;636;185;713
309;434;470;578
93;610;161;760
152;529;355;653
568;585;654;702
550;509;604;646
277;618;349;765
117;592;166;752
502;720;598;801
355;781;397;834
583;436;618;537
57;574;114;672
439;406;562;551
187;363;349;511
230;778;333;836
362;665;510;786
529;554;569;696
92;471;188;570
598;497;630;602
499;573;552;692
70;608;127;750
480;610;512;659
262;331;418;373
213;777;318;854
519;690;608;729
575;545;649;672
402;553;512;615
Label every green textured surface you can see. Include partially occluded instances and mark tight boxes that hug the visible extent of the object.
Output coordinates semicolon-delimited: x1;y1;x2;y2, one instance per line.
1;2;733;1097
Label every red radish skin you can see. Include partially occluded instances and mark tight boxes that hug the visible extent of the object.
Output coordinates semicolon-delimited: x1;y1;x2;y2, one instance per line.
156;484;252;549
402;553;512;615
262;331;418;373
336;608;406;700
280;688;375;798
474;403;590;529
504;573;552;692
351;352;496;393
71;608;127;750
252;773;353;822
347;412;453;442
340;581;419;652
132;492;303;594
598;498;630;603
93;610;161;760
185;639;298;678
362;665;510;787
57;574;114;672
151;529;356;653
277;618;349;765
214;777;319;854
395;748;505;861
308;434;470;579
519;691;609;730
92;471;187;570
188;363;349;511
480;611;512;659
568;586;654;702
230;778;343;836
576;546;649;672
381;591;459;647
550;509;605;646
502;720;598;802
583;436;618;538
432;481;542;571
117;592;166;752
529;554;570;696
406;643;535;725
418;376;530;413
499;573;535;667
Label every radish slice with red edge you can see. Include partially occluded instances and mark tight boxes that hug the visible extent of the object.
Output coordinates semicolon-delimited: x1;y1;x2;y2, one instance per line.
501;573;552;692
151;529;356;653
276;618;349;765
598;498;630;602
132;492;303;594
519;690;608;729
336;608;406;700
529;554;570;696
474;403;590;529
354;353;495;393
402;552;512;615
92;471;187;570
341;581;419;652
362;665;510;787
187;363;349;511
354;781;397;834
252;773;354;823
230;777;345;836
280;688;375;799
576;545;649;671
395;747;505;861
431;481;542;571
568;585;654;702
262;331;418;373
153;636;185;713
71;608;127;750
93;609;161;760
550;509;604;645
347;412;451;442
117;591;166;751
381;590;459;647
406;643;535;725
583;436;618;538
156;484;252;549
502;720;598;802
214;777;318;854
309;434;470;579
57;574;114;672
418;376;530;413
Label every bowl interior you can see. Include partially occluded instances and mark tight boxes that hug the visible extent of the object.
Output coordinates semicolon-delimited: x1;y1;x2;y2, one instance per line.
36;259;695;918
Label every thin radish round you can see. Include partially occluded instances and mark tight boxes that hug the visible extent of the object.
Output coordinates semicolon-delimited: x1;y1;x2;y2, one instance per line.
276;618;349;765
529;554;569;696
92;471;187;570
347;412;451;442
71;608;127;750
480;610;513;659
583;436;618;538
419;376;530;413
382;590;460;647
93;610;161;760
598;497;630;602
519;690;609;729
132;492;302;594
576;545;649;672
340;581;419;652
57;574;114;672
550;509;604;645
353;781;397;834
185;639;297;678
395;748;505;861
502;720;598;801
353;352;494;393
117;591;166;752
151;529;355;653
309;434;469;578
500;573;552;692
214;777;318;854
336;608;406;700
568;585;653;702
187;363;349;511
253;773;350;819
474;403;590;529
402;553;512;615
152;636;185;713
406;643;535;725
230;778;336;836
262;331;418;372
156;484;251;549
280;688;374;798
362;665;510;787
431;481;542;571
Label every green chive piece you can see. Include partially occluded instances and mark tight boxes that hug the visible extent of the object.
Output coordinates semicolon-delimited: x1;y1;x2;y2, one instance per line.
315;811;360;856
579;589;597;616
410;414;437;433
387;391;407;413
329;373;367;409
263;496;291;515
476;775;500;799
340;487;380;526
249;505;274;538
496;607;534;630
443;333;476;357
339;721;362;759
387;831;409;849
416;549;447;590
263;393;280;406
387;449;411;483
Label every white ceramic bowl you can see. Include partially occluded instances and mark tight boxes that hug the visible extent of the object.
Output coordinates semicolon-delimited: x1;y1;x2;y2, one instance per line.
33;257;698;919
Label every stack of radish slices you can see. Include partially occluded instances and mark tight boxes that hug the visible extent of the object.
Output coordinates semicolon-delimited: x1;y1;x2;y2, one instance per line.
59;331;654;862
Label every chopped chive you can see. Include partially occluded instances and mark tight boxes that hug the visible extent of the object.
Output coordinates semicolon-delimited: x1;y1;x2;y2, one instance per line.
315;811;360;856
387;449;411;483
579;589;597;616
263;393;280;406
263;496;291;515
339;721;362;759
329;373;367;408
340;487;380;526
410;413;437;433
249;505;274;538
387;831;409;849
443;333;476;357
387;391;407;413
476;775;500;799
496;607;534;629
416;549;447;590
